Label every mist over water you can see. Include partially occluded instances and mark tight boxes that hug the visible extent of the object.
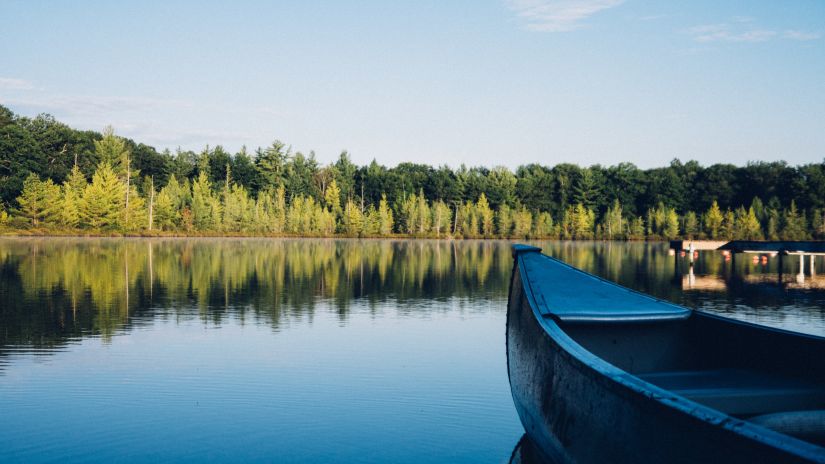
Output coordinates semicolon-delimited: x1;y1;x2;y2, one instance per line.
1;238;823;463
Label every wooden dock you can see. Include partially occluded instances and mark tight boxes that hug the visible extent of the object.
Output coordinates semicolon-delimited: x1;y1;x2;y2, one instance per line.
670;240;825;256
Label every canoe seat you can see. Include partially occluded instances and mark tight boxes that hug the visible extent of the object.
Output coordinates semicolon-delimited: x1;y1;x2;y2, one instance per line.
749;410;825;446
638;369;825;416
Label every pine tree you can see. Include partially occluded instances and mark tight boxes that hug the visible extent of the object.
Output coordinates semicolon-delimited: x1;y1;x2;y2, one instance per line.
571;203;595;239
781;201;808;240
512;207;533;238
683;211;699;239
476;193;495;238
603;199;624;240
16;173;61;226
94;127;130;175
377;194;393;236
431;200;452;237
80;163;124;229
60;164;87;228
733;206;762;240
704;200;723;239
721;209;735;240
324;179;342;217
153;189;176;230
533;212;554;238
191;171;218;230
664;208;680;239
497;204;513;238
628;216;645;240
342;199;364;236
120;185;147;231
222;183;252;232
0;203;9;226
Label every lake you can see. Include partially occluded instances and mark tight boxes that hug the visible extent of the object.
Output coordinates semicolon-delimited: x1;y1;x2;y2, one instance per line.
1;238;824;463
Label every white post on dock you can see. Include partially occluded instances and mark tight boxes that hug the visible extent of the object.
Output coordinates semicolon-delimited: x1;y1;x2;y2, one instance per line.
797;254;806;284
689;242;695;264
811;255;817;277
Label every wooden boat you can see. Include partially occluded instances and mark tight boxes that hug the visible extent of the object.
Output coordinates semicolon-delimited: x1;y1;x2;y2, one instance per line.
507;245;825;463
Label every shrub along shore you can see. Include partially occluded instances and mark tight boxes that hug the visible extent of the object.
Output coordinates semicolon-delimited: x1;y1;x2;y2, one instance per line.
1;105;824;241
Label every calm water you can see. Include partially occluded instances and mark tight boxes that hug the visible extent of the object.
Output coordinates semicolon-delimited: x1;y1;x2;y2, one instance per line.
1;238;824;463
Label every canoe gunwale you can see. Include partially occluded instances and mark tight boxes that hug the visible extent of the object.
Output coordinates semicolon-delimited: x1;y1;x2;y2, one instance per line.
509;245;825;462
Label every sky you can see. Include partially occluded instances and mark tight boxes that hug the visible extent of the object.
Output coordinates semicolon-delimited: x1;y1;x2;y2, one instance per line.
1;1;824;169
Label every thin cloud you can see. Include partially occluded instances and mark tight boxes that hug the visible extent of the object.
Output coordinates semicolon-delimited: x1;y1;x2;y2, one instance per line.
3;94;194;116
688;21;819;43
783;30;821;41
506;0;624;32
0;77;34;90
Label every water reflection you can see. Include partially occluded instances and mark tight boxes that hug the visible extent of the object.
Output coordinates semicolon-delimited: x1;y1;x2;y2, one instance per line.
3;238;825;365
0;238;512;354
508;434;561;464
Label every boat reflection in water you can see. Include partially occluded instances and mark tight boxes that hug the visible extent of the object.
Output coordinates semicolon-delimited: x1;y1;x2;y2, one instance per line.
509;434;559;464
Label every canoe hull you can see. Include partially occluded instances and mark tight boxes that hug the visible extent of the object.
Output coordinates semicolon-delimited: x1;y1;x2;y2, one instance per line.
506;252;825;464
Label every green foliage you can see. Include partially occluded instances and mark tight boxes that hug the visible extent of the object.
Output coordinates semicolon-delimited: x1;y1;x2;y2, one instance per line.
16;173;61;226
377;195;393;236
81;163;124;229
512;207;533;239
342;199;364;236
324;179;342;217
191;172;220;230
703;201;723;239
3;106;825;240
431;200;452;237
603;199;624;240
682;211;699;239
781;200;808;240
497;204;513;237
94;126;130;175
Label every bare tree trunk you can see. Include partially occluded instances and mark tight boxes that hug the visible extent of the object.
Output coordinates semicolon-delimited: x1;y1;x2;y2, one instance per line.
125;161;131;227
148;176;154;230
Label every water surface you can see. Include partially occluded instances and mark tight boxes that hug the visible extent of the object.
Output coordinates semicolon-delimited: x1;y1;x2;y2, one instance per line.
1;238;823;463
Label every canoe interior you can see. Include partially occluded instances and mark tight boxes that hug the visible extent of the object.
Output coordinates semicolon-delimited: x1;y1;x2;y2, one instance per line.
560;313;825;420
508;247;825;462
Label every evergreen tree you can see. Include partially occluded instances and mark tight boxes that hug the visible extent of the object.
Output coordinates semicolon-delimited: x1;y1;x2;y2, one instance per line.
533;212;554;238
664;208;680;239
512;207;533;238
222;184;252;232
703;201;724;239
0;203;9;226
60;164;87;228
497;204;513;237
721;209;735;240
377;194;393;236
16;173;61;226
571;203;595;239
683;211;699;240
603;199;624;240
94;126;130;174
781;201;808;240
153;189;176;230
191;171;219;230
476;193;495;237
80;163;124;229
431;200;452;237
342;199;364;236
628;216;645;240
120;185;147;231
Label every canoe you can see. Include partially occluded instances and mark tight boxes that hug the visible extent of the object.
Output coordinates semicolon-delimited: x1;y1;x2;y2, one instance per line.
507;245;825;463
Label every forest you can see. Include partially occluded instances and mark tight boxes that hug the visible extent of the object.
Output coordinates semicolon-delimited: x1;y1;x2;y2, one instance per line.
1;104;824;240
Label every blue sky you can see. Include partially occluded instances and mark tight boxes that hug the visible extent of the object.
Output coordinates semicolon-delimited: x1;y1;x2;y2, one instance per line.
1;1;823;169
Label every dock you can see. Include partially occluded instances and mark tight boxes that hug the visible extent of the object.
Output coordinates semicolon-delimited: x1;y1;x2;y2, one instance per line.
670;240;825;256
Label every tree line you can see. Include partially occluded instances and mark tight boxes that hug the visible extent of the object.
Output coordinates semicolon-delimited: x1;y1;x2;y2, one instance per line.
1;105;824;240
